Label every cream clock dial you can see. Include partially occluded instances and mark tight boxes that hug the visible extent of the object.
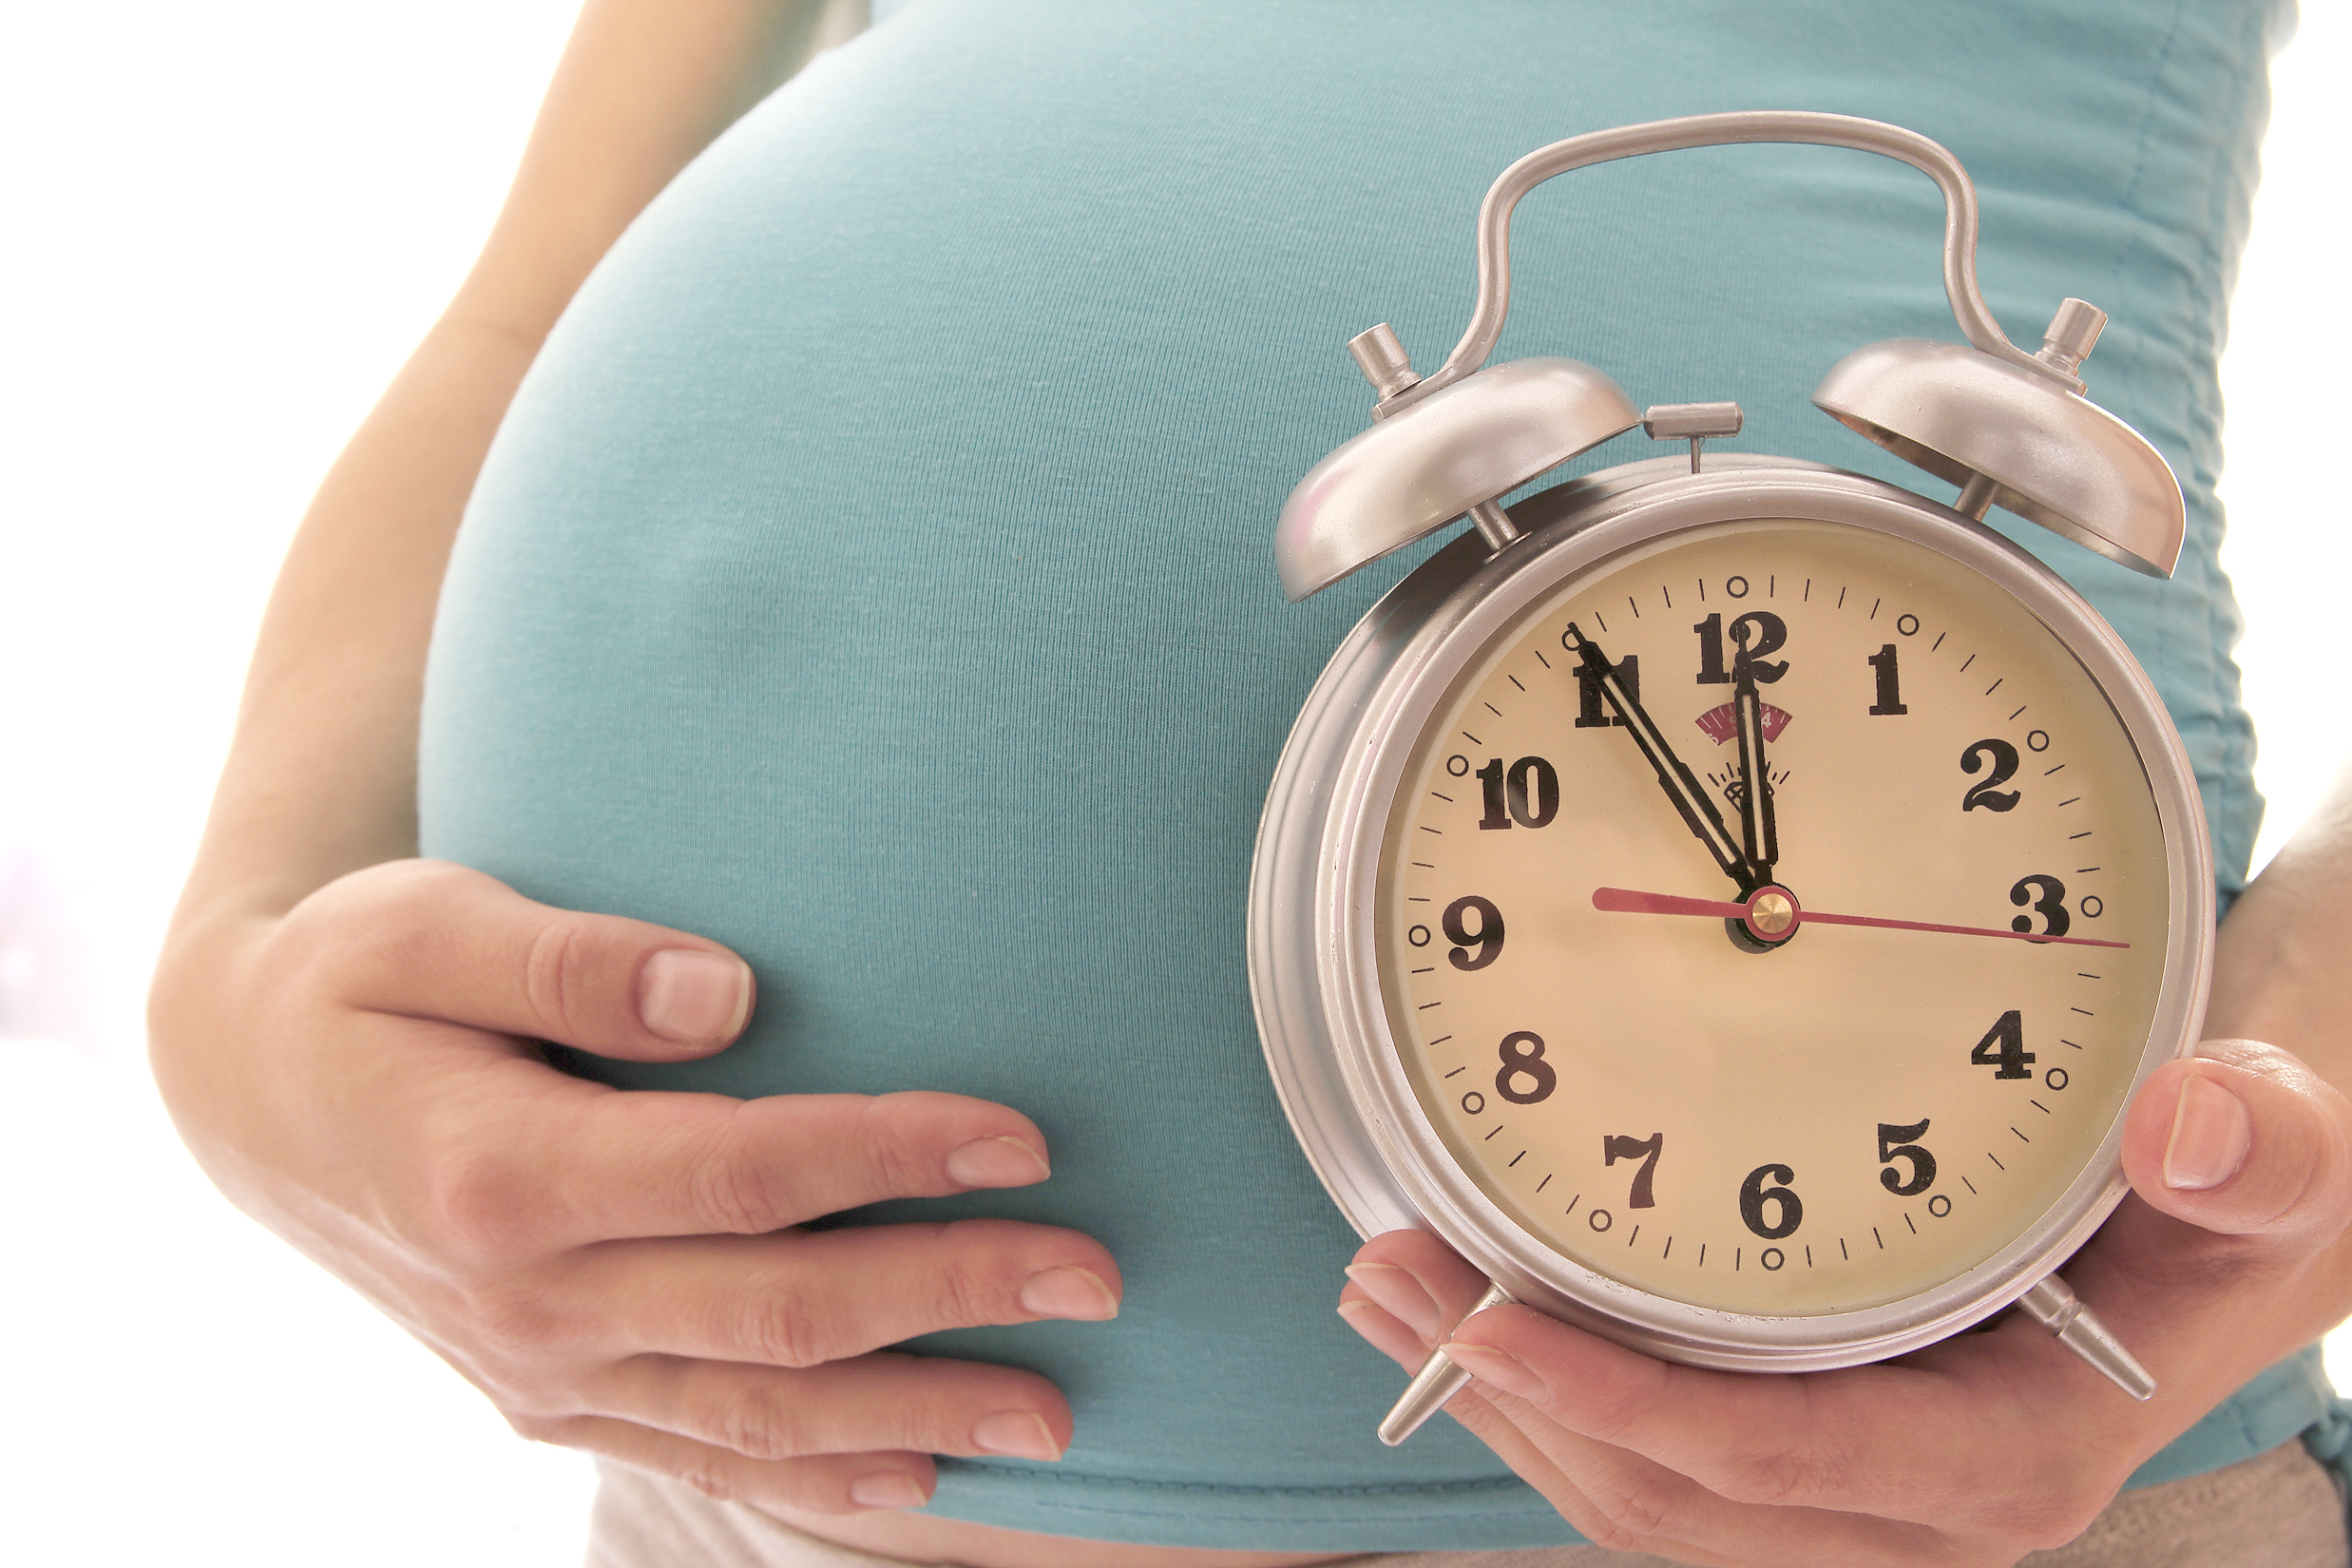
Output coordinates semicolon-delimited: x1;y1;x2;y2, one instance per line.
1379;519;2168;1317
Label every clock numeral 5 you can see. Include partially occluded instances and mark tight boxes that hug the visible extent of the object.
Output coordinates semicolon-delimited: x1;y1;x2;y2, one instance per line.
1960;738;2021;812
1877;1119;1937;1195
1442;895;1505;971
1969;1008;2036;1080
1604;1132;1662;1209
1694;611;1788;685
1476;756;1559;829
1738;1162;1804;1239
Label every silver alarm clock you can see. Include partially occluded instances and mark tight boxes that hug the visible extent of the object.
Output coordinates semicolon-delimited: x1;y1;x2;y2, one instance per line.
1246;112;2209;1444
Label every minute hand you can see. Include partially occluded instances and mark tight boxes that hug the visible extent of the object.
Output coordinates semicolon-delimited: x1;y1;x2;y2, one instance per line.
1567;623;1754;892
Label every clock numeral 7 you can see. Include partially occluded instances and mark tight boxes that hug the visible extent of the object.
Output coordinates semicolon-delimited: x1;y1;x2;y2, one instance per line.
1876;1119;1937;1195
1603;1132;1662;1209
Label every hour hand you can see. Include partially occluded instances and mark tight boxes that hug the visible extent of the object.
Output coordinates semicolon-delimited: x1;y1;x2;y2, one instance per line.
1566;623;1754;892
1732;643;1778;881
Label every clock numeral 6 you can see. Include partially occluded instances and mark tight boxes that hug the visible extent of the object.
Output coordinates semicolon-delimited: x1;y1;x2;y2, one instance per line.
1876;1119;1937;1195
1969;1008;2036;1079
1495;1030;1557;1104
1476;756;1559;830
1960;738;2021;813
1603;1132;1662;1209
1737;1162;1803;1239
1442;895;1505;970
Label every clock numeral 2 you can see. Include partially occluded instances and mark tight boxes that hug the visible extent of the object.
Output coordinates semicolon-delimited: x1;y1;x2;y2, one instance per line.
1738;1162;1804;1239
1960;738;2021;812
1970;1009;2036;1080
1877;1119;1937;1195
1477;756;1559;830
1694;611;1788;685
1603;1132;1662;1209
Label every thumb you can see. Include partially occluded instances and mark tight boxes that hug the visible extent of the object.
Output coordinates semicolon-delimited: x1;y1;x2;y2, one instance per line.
297;859;755;1062
2120;1040;2352;1247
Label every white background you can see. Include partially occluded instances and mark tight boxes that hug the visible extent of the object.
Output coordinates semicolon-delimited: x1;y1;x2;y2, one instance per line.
0;5;2345;1563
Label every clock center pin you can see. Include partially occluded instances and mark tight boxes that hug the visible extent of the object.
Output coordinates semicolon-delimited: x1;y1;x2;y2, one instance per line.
1746;887;1800;942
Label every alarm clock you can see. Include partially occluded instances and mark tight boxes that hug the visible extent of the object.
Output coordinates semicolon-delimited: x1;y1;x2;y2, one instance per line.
1246;111;2210;1446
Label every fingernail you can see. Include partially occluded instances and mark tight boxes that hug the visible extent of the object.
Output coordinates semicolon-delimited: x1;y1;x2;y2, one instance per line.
946;1136;1050;1189
637;950;752;1045
1343;1264;1443;1341
1440;1339;1546;1401
849;1471;927;1509
2165;1073;2252;1191
1020;1265;1119;1321
972;1410;1063;1462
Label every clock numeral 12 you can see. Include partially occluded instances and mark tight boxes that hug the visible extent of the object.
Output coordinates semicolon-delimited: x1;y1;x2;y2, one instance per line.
1693;611;1788;684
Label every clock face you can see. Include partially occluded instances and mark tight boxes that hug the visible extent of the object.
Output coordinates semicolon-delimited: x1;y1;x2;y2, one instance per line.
1376;518;2171;1316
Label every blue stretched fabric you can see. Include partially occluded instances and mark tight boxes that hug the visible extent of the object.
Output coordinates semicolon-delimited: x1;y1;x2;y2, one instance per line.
420;0;2323;1549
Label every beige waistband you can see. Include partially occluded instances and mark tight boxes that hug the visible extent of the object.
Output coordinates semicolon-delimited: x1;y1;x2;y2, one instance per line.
584;1441;2345;1568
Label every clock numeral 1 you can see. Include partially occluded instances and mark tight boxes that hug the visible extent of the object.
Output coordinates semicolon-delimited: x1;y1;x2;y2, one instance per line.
1477;756;1559;830
1969;1009;2036;1080
1738;1162;1803;1239
1603;1132;1662;1209
1693;611;1788;685
1573;653;1638;728
1876;1119;1937;1195
1866;642;1908;715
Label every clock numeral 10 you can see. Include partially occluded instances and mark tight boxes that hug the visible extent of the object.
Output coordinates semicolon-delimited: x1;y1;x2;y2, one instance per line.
1693;611;1788;684
1738;1162;1803;1239
1970;1008;2036;1079
1477;756;1559;830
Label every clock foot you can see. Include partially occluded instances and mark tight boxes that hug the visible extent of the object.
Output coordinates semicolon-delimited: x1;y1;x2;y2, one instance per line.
2019;1275;2155;1400
1377;1280;1512;1445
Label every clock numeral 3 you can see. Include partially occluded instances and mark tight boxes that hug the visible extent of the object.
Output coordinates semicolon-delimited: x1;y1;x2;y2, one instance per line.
1694;611;1788;685
2010;874;2071;938
1960;738;2021;812
1738;1162;1804;1239
1876;1119;1937;1195
1442;895;1505;971
1969;1008;2036;1080
1603;1132;1663;1209
1495;1030;1557;1105
1476;756;1559;830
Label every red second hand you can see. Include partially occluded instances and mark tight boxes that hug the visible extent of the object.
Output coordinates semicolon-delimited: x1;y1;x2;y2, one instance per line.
1591;886;2131;949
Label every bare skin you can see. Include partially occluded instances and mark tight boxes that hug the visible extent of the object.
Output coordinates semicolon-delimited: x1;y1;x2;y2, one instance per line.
150;5;2352;1566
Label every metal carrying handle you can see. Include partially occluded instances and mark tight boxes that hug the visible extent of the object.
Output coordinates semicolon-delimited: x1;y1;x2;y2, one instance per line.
1378;110;2070;417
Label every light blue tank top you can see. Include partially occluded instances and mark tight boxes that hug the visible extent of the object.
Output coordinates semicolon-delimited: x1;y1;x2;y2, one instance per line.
420;0;2336;1549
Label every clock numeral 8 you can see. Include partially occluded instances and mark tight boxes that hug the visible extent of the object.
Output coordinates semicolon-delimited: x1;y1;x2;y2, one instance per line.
1737;1162;1803;1239
1495;1030;1557;1104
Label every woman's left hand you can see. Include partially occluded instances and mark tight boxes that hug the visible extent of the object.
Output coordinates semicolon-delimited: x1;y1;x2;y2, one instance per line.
1338;1037;2352;1566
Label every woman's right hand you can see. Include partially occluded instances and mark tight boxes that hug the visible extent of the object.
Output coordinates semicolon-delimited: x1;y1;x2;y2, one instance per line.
148;858;1121;1514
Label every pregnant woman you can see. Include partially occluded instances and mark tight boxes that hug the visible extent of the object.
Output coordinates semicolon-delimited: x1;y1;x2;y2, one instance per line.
152;2;2352;1564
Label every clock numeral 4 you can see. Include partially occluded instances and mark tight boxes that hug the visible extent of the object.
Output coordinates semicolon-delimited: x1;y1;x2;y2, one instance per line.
1693;611;1788;685
1603;1132;1662;1209
1877;1119;1937;1195
1442;895;1505;971
1960;738;2021;812
1738;1162;1803;1239
1476;756;1559;830
1969;1008;2036;1080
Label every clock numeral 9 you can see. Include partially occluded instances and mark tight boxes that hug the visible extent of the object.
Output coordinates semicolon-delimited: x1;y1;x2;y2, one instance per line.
1737;1162;1803;1239
1960;738;2021;812
1693;611;1788;684
1442;895;1505;971
1603;1132;1662;1209
1495;1030;1557;1104
2010;874;2070;938
1476;755;1559;830
1876;1119;1937;1195
1969;1008;2036;1079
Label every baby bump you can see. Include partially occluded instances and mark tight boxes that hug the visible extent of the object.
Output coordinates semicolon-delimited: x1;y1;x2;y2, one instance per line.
418;0;2265;1548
